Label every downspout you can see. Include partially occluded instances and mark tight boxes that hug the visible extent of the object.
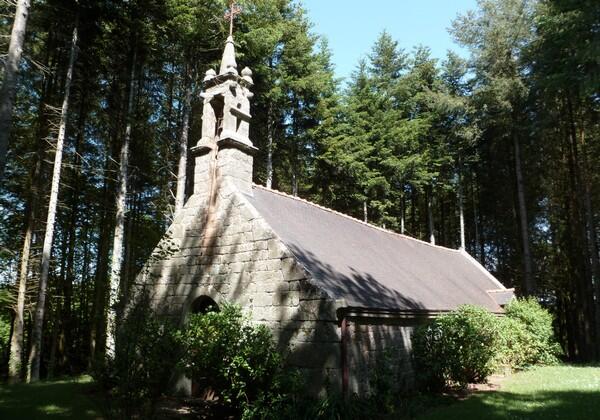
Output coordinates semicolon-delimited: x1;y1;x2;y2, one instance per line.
341;316;349;398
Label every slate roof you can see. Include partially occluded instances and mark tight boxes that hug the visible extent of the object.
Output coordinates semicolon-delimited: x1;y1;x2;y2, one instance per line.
247;185;511;314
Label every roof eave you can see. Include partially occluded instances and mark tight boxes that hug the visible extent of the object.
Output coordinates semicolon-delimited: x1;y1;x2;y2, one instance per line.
336;305;506;321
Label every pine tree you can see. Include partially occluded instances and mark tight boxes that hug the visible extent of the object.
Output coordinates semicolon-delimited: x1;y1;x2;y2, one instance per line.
0;0;31;180
27;22;78;382
451;0;537;294
526;0;600;359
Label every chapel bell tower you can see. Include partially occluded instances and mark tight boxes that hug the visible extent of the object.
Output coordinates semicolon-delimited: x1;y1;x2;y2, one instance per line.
191;29;257;196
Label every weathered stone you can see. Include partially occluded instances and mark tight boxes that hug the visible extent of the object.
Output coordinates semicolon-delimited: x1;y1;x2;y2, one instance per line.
227;262;246;273
252;219;274;240
345;320;416;395
286;342;340;369
284;265;307;281
272;291;300;307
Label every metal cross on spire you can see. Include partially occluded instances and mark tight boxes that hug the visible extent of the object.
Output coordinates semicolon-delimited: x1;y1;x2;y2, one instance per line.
224;0;242;37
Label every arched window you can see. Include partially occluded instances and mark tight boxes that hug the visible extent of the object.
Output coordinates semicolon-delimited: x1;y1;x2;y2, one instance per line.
190;296;219;315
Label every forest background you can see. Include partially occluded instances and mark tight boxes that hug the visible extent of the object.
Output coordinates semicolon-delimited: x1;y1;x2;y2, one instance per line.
0;0;598;382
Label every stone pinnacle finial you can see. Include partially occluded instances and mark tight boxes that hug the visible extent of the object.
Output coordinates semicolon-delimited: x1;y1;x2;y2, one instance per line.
204;68;216;82
219;35;238;75
241;67;253;84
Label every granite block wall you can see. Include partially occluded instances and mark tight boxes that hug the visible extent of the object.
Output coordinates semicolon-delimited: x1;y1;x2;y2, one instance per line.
346;317;417;395
131;178;342;394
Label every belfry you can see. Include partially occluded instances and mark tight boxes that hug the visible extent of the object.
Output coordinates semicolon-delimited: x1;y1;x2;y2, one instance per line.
191;9;256;197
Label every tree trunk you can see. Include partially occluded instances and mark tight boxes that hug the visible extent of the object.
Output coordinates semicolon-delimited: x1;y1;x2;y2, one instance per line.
0;0;31;179
363;200;368;223
411;189;417;236
471;179;480;258
266;104;274;189
427;188;435;245
400;193;406;234
122;190;137;300
89;165;112;367
577;126;600;352
79;227;91;346
565;96;596;359
8;207;34;382
474;177;485;265
175;67;192;213
513;135;535;295
46;300;61;379
7;40;56;381
106;52;136;356
458;169;466;250
291;171;298;197
27;25;78;382
440;196;446;245
59;89;88;372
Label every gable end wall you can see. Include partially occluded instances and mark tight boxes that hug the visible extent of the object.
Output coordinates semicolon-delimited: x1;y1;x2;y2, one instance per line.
131;180;342;394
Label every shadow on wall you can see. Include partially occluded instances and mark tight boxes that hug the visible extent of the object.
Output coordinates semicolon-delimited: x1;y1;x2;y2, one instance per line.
272;244;426;394
131;176;428;395
137;176;242;321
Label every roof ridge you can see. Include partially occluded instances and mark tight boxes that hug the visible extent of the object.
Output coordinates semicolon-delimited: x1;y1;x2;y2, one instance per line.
252;183;461;253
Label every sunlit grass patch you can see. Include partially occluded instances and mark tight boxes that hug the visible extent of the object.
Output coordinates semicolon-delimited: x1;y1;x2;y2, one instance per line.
418;365;600;420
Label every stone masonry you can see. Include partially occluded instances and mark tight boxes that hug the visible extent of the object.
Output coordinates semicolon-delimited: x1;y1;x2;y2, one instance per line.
132;176;343;394
129;34;348;394
346;317;419;395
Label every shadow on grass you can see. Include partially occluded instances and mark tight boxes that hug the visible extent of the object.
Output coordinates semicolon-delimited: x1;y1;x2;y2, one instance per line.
419;390;600;420
0;376;104;419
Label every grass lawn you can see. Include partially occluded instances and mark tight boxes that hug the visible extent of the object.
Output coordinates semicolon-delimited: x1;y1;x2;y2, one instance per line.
0;375;104;419
1;366;598;419
418;365;600;420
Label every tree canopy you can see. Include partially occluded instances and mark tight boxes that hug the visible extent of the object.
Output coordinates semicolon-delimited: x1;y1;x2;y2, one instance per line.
0;0;599;381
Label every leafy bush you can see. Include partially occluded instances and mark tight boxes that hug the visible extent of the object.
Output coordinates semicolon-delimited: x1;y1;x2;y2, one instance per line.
412;322;447;391
504;298;562;366
258;388;384;420
0;289;12;372
0;314;10;348
177;303;284;417
0;312;10;364
496;316;535;370
94;296;180;418
413;299;562;391
413;305;500;389
369;348;403;414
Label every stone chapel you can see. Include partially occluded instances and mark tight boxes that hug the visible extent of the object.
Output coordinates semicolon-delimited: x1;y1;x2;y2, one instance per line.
131;33;514;396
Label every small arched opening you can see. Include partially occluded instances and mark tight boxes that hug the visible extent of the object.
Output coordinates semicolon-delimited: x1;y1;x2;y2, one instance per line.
190;295;219;315
210;95;224;138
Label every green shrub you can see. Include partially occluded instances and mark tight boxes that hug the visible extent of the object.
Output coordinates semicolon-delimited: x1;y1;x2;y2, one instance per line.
413;305;500;390
413;299;562;391
177;303;284;416
412;321;447;391
0;312;10;362
261;390;382;420
496;316;535;370
0;289;12;371
504;298;562;365
368;347;407;414
94;296;180;418
0;314;10;347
